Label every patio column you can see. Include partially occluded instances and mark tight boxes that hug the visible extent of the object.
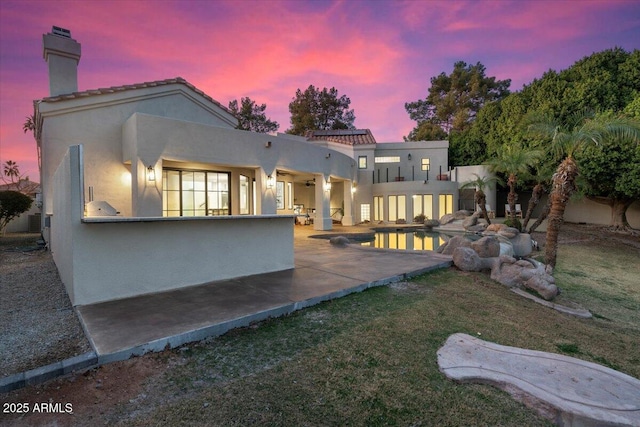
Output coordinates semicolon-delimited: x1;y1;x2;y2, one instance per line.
314;173;332;230
257;168;277;215
341;179;355;226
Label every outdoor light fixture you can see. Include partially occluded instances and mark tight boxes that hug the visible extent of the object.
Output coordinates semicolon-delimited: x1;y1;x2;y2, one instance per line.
326;153;331;159
267;175;275;188
265;141;272;148
147;165;156;182
351;183;357;194
324;177;332;192
408;153;412;160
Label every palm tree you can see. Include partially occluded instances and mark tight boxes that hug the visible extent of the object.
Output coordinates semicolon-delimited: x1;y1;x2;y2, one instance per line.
3;160;20;183
460;173;501;225
487;144;543;225
522;161;554;231
23;113;42;175
528;112;640;268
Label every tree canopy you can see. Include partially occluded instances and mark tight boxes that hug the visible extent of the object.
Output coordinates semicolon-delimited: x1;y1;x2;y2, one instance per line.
0;191;33;235
286;85;355;136
228;97;279;133
405;61;510;139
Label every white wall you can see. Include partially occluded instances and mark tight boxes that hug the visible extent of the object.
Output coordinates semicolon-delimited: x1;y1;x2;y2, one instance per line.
50;145;295;306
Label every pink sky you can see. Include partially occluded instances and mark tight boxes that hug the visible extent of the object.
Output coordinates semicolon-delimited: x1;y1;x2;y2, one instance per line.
1;0;639;181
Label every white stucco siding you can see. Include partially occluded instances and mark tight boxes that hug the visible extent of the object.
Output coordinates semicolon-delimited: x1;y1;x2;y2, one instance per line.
124;113;355;217
73;216;294;305
39;85;237;218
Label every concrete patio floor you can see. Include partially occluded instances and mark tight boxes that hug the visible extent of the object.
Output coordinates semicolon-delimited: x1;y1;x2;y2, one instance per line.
77;225;452;364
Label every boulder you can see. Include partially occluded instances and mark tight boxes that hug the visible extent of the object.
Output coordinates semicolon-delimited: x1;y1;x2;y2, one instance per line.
454;210;472;220
437;235;471;255
497;227;520;239
486;223;506;233
510;233;533;257
467;224;487;233
462;215;478;229
439;213;456;225
452;247;482;271
470;236;500;258
489;257;559;300
329;236;350;247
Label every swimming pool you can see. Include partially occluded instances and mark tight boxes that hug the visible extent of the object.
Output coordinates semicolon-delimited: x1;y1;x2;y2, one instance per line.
359;229;448;251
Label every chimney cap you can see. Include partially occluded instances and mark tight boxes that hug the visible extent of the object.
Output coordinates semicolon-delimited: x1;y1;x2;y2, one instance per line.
51;26;71;38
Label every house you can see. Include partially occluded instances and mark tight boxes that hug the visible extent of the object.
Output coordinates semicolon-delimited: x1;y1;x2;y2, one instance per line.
34;27;475;307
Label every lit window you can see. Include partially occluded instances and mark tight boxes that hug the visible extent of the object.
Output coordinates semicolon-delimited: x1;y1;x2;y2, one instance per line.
163;169;230;217
374;156;400;163
360;204;370;221
358;156;367;169
421;158;430;171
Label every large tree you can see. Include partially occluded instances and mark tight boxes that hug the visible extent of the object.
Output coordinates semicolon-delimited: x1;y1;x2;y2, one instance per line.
405;61;510;139
576;111;640;231
286;85;355;135
228;97;279;133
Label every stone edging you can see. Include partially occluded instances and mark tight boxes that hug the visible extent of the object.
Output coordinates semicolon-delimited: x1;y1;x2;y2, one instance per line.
510;288;592;318
0;351;98;394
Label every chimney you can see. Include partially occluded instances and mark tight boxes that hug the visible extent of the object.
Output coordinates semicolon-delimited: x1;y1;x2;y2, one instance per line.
43;26;81;96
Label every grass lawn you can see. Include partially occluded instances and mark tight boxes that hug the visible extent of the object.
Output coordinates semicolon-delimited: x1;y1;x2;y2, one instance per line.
111;232;640;426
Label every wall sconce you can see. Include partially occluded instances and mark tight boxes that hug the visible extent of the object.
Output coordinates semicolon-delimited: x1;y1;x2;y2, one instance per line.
351;183;357;194
147;165;156;181
326;153;331;159
265;141;272;148
408;153;412;160
267;175;275;188
324;177;332;192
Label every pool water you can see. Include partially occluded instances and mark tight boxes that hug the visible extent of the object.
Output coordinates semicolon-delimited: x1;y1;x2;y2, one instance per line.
360;230;448;251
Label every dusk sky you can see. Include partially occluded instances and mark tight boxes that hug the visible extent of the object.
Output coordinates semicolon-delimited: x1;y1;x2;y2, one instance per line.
1;0;639;181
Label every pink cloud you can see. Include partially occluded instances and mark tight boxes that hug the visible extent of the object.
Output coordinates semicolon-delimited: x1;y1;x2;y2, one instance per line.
1;0;639;181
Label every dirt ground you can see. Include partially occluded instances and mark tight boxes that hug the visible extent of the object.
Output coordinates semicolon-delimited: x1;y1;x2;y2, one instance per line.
1;223;638;426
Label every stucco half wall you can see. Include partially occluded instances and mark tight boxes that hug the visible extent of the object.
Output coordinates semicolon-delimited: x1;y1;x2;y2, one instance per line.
51;145;295;306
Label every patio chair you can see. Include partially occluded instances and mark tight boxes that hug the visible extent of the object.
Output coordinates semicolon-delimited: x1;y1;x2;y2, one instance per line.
505;204;523;218
485;204;495;218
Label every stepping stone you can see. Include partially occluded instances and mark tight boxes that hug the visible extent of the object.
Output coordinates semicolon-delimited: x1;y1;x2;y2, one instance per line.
437;333;640;426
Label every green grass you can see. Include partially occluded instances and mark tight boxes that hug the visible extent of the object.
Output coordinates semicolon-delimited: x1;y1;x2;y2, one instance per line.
106;233;640;426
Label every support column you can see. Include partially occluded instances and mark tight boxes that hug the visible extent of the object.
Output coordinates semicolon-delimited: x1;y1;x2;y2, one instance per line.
132;158;162;217
257;168;277;215
314;173;332;230
341;179;355;226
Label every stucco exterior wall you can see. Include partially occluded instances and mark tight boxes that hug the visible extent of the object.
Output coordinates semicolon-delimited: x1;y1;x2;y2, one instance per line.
38;84;237;218
50;145;295;306
564;198;640;229
123;113;356;218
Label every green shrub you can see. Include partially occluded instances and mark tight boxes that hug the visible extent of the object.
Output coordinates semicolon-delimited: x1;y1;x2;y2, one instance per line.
0;191;33;234
503;217;522;231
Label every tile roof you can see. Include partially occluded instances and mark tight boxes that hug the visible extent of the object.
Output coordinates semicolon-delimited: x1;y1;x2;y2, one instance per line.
305;129;377;145
38;77;233;115
0;180;41;196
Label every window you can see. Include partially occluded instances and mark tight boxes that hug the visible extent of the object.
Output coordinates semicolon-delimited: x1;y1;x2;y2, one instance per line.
287;182;293;210
163;169;230;217
374;156;400;163
412;194;433;220
360;204;371;221
373;196;384;221
240;175;250;214
421;158;430;171
276;181;285;210
358;156;367;169
388;195;406;222
438;194;453;219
